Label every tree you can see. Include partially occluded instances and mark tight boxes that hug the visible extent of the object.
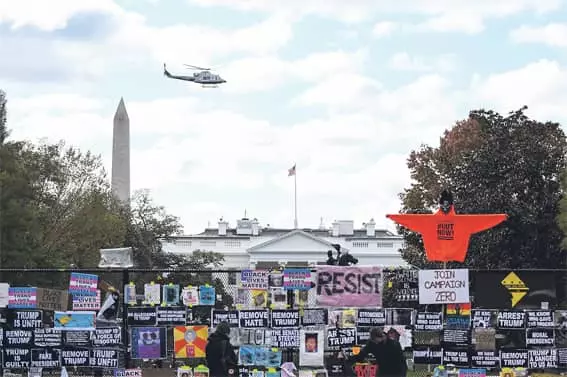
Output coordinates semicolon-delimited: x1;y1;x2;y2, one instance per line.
125;190;231;306
399;108;567;269
0;90;8;144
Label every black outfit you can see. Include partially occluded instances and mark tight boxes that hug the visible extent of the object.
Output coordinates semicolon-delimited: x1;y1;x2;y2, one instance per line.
351;338;406;377
205;331;238;377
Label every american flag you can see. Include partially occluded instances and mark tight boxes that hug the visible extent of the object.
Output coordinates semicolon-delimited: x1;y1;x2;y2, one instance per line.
288;164;296;176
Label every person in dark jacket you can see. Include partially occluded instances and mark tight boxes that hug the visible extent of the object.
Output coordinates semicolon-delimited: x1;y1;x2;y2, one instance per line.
349;327;406;377
205;321;238;377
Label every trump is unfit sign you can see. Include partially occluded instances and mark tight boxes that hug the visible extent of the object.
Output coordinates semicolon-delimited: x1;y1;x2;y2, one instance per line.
315;266;382;307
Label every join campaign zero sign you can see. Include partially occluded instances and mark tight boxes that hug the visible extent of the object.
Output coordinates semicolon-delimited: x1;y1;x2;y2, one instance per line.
418;269;469;304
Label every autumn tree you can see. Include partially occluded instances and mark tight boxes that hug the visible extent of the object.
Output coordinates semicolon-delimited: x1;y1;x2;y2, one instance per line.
125;190;230;306
399;108;567;269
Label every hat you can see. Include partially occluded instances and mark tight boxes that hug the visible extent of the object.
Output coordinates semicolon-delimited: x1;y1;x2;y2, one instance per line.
216;321;231;335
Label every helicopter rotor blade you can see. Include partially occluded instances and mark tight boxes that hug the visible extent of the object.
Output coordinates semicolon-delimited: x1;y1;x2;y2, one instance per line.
184;64;211;71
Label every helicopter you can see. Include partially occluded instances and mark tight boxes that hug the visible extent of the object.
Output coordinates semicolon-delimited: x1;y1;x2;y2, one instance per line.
163;63;226;88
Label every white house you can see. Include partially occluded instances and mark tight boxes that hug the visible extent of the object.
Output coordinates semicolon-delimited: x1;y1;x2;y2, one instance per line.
161;217;408;269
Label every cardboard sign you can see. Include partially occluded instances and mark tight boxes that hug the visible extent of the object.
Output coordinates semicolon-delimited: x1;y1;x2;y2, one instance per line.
418;269;469;304
316;266;383;307
36;288;68;311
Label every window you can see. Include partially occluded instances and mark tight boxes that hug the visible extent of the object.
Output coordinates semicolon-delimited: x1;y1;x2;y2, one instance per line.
377;242;394;248
177;240;192;247
224;240;242;248
353;241;369;248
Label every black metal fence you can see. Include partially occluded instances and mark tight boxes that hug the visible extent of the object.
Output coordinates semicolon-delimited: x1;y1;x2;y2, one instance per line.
1;267;567;376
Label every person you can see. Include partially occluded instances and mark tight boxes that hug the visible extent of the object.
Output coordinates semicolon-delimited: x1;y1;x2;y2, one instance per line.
349;327;406;377
305;333;318;352
205;321;238;377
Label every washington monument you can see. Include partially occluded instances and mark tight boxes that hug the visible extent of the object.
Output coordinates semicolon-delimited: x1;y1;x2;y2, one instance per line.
111;98;130;203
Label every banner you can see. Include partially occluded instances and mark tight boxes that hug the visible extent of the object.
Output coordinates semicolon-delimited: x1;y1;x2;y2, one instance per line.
283;269;311;290
418;269;469;304
173;325;208;358
473;271;556;309
315;266;382;307
69;273;98;296
8;287;37;308
54;311;96;331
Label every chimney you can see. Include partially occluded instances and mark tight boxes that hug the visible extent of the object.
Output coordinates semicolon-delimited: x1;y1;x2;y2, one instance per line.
366;218;376;237
251;218;260;236
218;218;228;236
332;221;340;237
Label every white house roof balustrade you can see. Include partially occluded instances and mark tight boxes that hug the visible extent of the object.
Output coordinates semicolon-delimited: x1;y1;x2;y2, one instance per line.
161;217;407;268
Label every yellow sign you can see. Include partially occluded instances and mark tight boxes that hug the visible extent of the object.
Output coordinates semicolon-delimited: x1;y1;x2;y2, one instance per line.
501;272;529;307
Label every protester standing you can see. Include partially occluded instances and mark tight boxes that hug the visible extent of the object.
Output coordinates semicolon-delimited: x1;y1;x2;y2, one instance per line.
205;321;238;377
349;327;406;377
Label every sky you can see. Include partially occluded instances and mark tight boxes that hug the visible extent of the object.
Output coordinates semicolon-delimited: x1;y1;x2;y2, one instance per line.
2;0;567;235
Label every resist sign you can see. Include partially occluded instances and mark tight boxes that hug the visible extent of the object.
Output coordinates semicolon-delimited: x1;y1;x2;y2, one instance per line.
418;269;469;304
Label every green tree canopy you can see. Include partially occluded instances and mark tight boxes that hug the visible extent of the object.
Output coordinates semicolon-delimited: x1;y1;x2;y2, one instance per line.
399;108;567;269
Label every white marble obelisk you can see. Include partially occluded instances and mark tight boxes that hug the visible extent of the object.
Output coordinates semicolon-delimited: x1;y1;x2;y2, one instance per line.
111;97;130;204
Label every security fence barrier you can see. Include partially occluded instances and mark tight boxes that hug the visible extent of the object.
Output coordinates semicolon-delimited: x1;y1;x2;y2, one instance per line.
0;267;567;377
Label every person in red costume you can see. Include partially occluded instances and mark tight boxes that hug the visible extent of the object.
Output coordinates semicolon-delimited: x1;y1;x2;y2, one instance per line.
386;190;507;262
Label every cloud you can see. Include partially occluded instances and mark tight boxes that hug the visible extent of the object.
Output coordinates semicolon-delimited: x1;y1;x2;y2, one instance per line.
0;1;295;85
220;49;368;93
186;0;562;31
470;59;567;121
388;52;457;72
510;23;567;47
372;21;399;37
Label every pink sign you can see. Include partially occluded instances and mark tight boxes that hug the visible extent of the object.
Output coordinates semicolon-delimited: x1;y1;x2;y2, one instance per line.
315;266;383;307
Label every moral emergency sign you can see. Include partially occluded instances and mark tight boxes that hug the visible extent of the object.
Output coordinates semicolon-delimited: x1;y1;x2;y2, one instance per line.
418;269;469;304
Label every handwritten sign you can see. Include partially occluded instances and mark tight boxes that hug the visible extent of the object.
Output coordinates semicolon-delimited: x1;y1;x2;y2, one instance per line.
36;288;68;311
418;269;469;304
316;266;383;307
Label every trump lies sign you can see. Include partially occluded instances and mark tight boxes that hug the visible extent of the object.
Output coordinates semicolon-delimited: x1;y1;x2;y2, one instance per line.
315;266;383;307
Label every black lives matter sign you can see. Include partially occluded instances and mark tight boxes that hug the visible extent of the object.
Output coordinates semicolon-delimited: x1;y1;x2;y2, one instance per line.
271;310;300;328
327;328;356;348
239;310;269;328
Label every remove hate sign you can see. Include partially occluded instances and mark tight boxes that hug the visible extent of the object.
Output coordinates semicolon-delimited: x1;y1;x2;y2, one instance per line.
239;310;269;328
418;269;469;304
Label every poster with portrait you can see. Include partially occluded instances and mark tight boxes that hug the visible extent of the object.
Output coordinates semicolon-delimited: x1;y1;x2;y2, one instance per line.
269;271;284;287
143;283;161;305
163;284;180;306
182;286;199;306
131;327;167;359
199;285;216;306
234;288;249;308
300;329;324;366
270;288;287;310
250;290;268;308
124;284;137;305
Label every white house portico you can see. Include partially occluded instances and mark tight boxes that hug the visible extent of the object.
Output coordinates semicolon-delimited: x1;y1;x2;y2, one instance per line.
246;229;348;267
161;217;408;268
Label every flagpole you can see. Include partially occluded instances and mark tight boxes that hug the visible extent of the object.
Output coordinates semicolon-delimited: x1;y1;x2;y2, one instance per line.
294;168;298;229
